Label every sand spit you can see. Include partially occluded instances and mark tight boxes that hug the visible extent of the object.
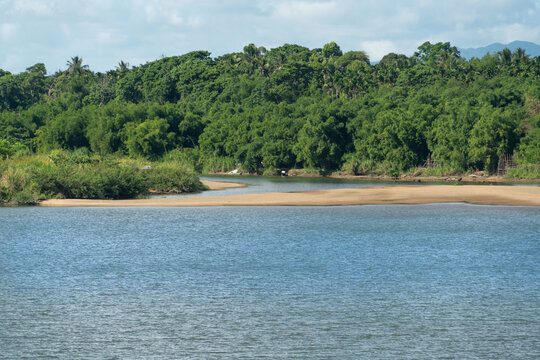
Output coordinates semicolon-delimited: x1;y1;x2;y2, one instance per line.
201;180;247;190
39;185;540;207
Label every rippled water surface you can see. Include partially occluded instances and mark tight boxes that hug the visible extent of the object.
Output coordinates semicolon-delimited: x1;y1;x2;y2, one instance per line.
1;204;539;359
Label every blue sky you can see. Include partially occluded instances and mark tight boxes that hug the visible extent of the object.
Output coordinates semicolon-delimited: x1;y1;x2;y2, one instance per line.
1;0;539;74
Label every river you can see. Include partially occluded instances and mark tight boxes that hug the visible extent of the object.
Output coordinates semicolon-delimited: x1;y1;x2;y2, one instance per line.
1;179;539;359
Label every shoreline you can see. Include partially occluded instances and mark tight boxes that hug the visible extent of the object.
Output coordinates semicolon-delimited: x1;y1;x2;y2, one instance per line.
207;171;540;185
329;173;540;185
39;185;540;207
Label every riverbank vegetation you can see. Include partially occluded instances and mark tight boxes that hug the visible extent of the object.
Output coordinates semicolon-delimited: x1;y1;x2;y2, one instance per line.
1;41;539;190
0;149;202;205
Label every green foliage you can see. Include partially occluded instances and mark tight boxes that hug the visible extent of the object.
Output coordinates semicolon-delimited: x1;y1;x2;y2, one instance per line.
0;153;203;205
34;108;91;151
352;108;426;172
517;96;540;164
294;114;345;172
517;125;540;164
0;42;539;178
506;164;540;178
414;41;460;65
145;162;201;193
322;42;343;60
125;117;173;159
468;106;520;173
0;160;42;204
428;99;476;170
340;153;375;175
0;139;26;159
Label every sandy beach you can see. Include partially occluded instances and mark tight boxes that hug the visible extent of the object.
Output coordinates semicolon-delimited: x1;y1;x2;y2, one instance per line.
39;185;540;207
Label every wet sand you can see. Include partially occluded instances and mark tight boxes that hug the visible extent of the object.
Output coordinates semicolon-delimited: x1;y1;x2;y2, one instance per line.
39;185;540;207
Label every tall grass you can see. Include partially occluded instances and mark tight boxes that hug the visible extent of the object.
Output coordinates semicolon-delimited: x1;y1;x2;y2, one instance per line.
162;148;237;174
506;164;540;179
0;151;204;205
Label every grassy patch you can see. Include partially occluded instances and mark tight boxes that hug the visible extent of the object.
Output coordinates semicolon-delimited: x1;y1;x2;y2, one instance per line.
0;152;204;205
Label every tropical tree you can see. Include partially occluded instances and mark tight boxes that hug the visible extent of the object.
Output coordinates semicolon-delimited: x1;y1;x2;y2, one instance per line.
117;60;130;73
66;56;89;76
468;106;520;173
498;48;512;68
322;41;343;60
125;117;174;159
241;43;267;75
414;42;460;65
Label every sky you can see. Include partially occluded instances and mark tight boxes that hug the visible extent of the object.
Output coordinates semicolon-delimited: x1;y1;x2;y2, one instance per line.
1;0;539;74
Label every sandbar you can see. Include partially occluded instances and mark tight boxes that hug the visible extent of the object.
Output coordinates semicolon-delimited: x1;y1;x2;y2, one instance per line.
39;185;540;207
201;180;247;190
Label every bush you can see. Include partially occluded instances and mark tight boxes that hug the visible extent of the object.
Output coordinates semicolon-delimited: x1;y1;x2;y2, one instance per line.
163;148;201;172
12;187;39;205
506;164;540;179
0;139;26;159
0;152;204;205
340;154;376;175
199;155;237;173
262;167;279;176
107;165;150;198
0;166;40;205
145;162;202;193
419;166;465;177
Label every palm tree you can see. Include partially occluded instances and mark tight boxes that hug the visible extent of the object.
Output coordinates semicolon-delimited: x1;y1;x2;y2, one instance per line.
499;48;512;66
242;44;266;74
269;52;286;74
337;51;370;69
512;48;528;65
116;60;130;73
66;56;89;76
511;48;530;76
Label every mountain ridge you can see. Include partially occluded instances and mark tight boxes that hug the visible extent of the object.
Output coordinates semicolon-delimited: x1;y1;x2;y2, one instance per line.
458;41;540;59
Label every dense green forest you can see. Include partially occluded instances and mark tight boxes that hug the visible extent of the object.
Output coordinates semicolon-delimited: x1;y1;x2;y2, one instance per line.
1;41;539;178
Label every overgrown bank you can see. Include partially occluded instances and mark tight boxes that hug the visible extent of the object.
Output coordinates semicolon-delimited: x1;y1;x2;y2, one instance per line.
0;150;203;205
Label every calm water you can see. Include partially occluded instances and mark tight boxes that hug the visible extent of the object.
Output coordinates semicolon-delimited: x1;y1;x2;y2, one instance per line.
153;175;405;198
1;204;539;359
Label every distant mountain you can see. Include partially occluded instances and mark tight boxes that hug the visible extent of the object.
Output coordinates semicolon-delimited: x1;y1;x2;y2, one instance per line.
458;41;540;59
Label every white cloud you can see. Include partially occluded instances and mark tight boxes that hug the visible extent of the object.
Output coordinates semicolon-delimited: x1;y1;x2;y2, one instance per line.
186;17;202;27
60;23;71;37
96;29;128;45
495;23;540;44
144;5;157;22
11;0;53;16
361;41;396;62
270;1;340;23
0;23;19;40
168;12;184;25
1;0;539;73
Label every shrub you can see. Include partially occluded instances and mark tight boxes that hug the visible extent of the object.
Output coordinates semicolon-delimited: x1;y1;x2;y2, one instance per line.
506;164;540;179
199;155;237;173
145;163;202;193
0;166;40;205
1;152;204;204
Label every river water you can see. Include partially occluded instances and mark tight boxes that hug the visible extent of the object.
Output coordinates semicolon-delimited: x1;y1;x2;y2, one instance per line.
1;182;539;359
154;175;414;198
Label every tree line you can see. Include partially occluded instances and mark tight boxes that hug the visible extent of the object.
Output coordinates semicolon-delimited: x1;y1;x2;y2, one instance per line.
1;41;539;176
